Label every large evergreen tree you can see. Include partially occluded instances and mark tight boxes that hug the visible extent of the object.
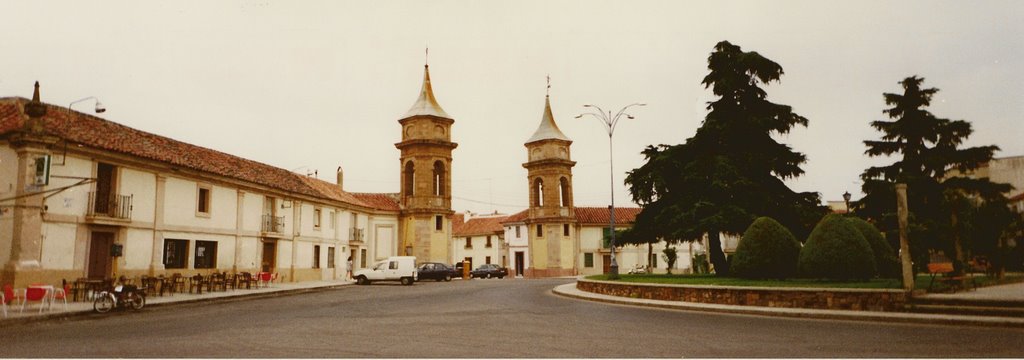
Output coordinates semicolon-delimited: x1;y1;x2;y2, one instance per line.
858;76;1011;273
623;41;825;276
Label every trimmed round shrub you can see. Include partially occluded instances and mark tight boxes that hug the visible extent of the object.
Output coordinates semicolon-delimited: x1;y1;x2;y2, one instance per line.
848;217;899;278
731;217;801;279
798;214;876;281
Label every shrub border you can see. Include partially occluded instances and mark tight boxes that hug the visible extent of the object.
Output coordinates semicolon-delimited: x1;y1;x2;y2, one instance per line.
576;278;908;312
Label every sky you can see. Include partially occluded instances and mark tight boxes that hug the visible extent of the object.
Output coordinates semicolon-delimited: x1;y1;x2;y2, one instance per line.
2;1;1022;214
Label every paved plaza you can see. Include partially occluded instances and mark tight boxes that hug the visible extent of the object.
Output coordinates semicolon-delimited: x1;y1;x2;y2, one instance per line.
1;278;1022;358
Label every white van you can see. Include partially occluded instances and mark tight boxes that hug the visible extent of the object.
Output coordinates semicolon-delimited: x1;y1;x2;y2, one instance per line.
353;256;418;285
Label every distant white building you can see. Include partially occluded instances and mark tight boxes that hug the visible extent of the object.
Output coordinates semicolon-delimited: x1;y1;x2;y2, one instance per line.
451;212;507;271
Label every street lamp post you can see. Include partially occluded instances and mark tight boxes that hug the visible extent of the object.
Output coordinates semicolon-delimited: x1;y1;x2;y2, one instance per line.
69;96;106;114
843;191;852;215
576;103;645;279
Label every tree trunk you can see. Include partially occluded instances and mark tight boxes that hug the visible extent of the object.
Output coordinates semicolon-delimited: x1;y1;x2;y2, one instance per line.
708;231;730;276
647;242;653;272
951;209;965;276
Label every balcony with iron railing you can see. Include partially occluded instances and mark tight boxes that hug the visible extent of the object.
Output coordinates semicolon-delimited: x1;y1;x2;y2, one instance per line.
349;227;365;242
87;192;133;220
261;214;285;234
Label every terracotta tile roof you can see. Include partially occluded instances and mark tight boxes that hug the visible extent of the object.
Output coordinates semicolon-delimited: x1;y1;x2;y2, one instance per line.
298;176;369;208
453;215;508;236
501;210;529;224
452;213;465;232
0;97;398;212
350;193;401;211
573;207;641;225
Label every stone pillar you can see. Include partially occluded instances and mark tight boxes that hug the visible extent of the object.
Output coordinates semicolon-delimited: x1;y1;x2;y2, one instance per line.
2;144;50;286
149;174;167;274
234;190;245;273
290;200;300;283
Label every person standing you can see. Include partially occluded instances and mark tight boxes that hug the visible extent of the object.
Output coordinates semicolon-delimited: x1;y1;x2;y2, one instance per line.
346;256;354;281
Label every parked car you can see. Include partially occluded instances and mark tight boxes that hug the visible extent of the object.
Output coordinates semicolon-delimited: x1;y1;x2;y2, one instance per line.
417;262;457;282
353;256;418;285
470;264;508;279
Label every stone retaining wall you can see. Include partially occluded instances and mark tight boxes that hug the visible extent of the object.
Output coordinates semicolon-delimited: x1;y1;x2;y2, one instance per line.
577;279;908;311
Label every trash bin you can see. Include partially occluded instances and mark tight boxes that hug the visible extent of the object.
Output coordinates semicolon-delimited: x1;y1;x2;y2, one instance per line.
462;260;471;279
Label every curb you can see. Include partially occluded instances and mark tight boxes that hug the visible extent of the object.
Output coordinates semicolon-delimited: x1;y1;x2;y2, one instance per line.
0;283;350;326
552;283;1024;328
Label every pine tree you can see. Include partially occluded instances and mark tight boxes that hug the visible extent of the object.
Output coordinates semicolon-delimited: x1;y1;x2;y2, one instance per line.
858;76;1011;273
624;41;825;276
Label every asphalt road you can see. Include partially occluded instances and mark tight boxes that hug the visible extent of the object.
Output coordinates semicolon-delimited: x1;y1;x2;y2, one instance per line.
1;278;1022;358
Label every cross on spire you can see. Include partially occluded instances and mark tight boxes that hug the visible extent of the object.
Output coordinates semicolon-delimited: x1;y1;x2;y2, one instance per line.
546;74;551;97
425;47;429;66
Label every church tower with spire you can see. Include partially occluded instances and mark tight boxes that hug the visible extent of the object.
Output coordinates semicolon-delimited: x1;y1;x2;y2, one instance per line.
395;62;457;263
522;81;577;278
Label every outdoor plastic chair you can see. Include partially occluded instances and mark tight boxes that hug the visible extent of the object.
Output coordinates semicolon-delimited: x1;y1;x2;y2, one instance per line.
20;287;49;314
3;284;24;309
52;284;70;312
259;272;272;288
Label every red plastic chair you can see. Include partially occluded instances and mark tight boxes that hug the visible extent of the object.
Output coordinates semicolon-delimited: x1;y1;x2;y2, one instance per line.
3;284;24;309
259;272;272;288
52;284;70;312
20;287;49;314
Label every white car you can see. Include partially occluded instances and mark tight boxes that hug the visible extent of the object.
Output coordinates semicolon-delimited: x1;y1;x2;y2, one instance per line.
353;256;418;286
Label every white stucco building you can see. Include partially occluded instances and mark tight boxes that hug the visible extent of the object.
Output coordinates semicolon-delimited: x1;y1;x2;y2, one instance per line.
451;212;507;271
0;83;406;287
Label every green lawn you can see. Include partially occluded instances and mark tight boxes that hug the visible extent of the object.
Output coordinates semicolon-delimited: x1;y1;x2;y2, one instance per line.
584;273;1024;291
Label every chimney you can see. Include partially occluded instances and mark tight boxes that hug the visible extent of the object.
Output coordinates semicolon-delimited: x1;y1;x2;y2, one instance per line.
336;166;344;190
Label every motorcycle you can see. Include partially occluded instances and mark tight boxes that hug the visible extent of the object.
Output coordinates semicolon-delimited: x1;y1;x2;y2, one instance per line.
93;281;146;313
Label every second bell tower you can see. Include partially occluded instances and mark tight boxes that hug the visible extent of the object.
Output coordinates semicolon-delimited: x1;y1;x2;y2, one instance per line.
523;87;577;278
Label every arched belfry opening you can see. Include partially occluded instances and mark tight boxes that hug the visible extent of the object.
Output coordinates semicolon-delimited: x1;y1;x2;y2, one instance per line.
532;178;544;207
432;161;446;196
403;161;415;198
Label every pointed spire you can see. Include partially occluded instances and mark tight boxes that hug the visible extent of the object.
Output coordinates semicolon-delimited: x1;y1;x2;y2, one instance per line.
401;61;451;119
25;81;47;119
527;77;570;143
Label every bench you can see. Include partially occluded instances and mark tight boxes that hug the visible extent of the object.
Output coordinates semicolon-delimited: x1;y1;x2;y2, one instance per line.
927;262;977;293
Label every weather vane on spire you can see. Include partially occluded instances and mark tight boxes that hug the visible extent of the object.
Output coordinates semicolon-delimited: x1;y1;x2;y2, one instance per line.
425;47;429;66
546;74;551;97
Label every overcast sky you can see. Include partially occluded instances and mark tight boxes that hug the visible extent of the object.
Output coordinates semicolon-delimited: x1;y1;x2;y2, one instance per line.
3;1;1022;214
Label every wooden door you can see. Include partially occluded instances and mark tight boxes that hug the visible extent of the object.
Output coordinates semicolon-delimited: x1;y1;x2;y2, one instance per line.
88;231;114;279
514;252;525;276
261;241;277;273
602;255;611;274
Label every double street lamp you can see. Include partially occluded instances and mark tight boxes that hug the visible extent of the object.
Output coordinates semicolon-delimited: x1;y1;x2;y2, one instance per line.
576;103;645;279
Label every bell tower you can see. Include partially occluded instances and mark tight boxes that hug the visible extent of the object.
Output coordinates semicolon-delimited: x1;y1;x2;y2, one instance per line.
395;63;457;263
522;83;576;278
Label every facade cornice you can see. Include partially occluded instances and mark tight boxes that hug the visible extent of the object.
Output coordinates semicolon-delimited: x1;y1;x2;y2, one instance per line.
394;139;459;150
